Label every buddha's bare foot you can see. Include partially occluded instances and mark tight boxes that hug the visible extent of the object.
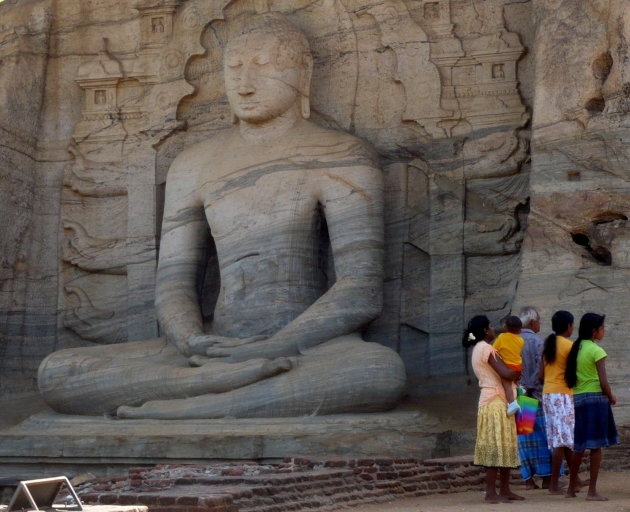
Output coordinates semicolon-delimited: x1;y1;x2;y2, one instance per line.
188;355;210;367
585;493;608;501
117;357;293;419
264;357;292;373
117;404;143;418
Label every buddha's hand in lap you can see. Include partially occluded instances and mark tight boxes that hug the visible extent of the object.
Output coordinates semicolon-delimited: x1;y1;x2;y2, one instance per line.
181;333;268;358
205;336;292;363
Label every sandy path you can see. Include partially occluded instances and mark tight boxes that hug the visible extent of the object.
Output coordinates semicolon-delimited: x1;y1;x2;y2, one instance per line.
348;472;630;512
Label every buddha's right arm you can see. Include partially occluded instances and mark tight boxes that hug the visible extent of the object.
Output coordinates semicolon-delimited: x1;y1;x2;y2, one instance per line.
155;158;208;357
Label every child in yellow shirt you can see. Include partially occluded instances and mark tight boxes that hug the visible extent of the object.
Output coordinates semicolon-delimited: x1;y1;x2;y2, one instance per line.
493;316;524;416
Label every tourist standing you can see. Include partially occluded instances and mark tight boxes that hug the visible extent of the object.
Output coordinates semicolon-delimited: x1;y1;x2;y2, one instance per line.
464;315;525;503
517;306;553;489
565;313;619;500
541;310;575;494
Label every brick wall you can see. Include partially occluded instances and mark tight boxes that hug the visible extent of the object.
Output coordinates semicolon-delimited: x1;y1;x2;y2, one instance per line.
76;456;485;512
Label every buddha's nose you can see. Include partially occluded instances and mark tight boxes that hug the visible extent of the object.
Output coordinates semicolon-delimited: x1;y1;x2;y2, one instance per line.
236;61;259;95
237;84;255;96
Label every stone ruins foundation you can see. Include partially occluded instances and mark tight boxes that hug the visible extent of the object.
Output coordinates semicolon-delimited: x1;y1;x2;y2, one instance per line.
0;0;629;464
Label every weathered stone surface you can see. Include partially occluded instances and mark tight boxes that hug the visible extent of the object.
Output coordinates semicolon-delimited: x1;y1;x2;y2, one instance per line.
0;0;534;403
36;10;408;419
0;0;628;426
514;0;630;424
0;0;56;395
0;408;468;477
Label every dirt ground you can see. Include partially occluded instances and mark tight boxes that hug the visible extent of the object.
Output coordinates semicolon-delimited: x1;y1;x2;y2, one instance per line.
348;472;630;512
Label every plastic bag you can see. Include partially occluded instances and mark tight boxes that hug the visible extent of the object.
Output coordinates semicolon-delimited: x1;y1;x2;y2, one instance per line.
515;393;539;435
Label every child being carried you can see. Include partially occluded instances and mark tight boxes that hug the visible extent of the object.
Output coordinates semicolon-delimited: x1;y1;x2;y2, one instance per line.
493;315;524;416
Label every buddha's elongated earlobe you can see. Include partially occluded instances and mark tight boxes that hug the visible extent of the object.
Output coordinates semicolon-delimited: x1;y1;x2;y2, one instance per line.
301;95;310;119
300;53;313;120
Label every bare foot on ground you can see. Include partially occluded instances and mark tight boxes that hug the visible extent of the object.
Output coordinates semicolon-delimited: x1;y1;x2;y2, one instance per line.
485;494;510;504
586;493;609;501
501;491;525;500
525;478;539;490
347;471;627;512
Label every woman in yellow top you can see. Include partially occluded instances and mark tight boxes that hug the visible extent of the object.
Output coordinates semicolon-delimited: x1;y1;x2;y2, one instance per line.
541;310;575;494
565;313;619;501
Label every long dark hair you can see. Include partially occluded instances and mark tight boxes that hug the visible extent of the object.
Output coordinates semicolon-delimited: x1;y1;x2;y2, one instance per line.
462;315;490;348
543;310;574;364
462;315;490;383
565;312;605;388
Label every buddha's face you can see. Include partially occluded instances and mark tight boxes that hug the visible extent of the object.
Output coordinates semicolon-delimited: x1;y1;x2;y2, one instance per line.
224;31;307;124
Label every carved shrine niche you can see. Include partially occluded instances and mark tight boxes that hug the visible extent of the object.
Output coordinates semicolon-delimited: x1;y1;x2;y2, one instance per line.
73;50;124;142
366;0;451;138
58;2;192;347
137;0;181;49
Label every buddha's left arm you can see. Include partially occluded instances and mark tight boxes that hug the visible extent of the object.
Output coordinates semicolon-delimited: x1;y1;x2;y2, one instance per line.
278;157;385;352
206;142;384;361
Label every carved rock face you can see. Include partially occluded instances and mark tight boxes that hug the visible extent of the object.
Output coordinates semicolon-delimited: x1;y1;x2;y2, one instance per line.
224;32;305;124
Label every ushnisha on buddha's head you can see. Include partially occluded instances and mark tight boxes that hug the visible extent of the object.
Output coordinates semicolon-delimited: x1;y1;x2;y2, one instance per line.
224;13;314;124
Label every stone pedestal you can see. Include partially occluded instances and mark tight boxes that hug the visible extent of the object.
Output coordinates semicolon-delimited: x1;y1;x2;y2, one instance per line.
0;408;475;479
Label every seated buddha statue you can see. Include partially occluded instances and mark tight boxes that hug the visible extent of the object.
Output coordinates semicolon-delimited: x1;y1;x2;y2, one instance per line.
37;12;406;419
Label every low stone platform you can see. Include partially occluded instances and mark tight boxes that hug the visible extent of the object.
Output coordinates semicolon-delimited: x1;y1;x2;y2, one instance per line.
73;456;485;512
0;408;476;479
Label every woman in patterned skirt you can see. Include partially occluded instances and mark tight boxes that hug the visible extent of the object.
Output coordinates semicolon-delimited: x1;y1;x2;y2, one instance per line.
541;310;575;494
565;313;619;500
464;315;525;503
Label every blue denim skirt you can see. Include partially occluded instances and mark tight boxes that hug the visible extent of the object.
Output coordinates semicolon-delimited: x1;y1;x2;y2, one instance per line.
573;392;619;452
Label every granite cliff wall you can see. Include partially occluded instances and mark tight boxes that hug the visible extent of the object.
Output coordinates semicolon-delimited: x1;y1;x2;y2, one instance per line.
0;0;627;422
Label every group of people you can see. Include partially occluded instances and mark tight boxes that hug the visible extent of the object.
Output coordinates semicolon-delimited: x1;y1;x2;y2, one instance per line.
464;307;619;503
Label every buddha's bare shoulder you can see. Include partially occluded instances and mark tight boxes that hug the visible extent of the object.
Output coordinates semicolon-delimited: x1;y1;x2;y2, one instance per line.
296;121;379;168
168;128;235;174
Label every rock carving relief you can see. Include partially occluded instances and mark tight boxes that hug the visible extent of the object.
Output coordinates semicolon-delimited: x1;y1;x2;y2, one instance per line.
59;0;194;346
453;31;527;129
460;129;529;180
63;221;155;274
63;284;127;344
73;47;125;143
157;0;531;388
138;0;179;48
55;0;532;390
464;173;529;256
365;1;451;138
64;148;128;197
